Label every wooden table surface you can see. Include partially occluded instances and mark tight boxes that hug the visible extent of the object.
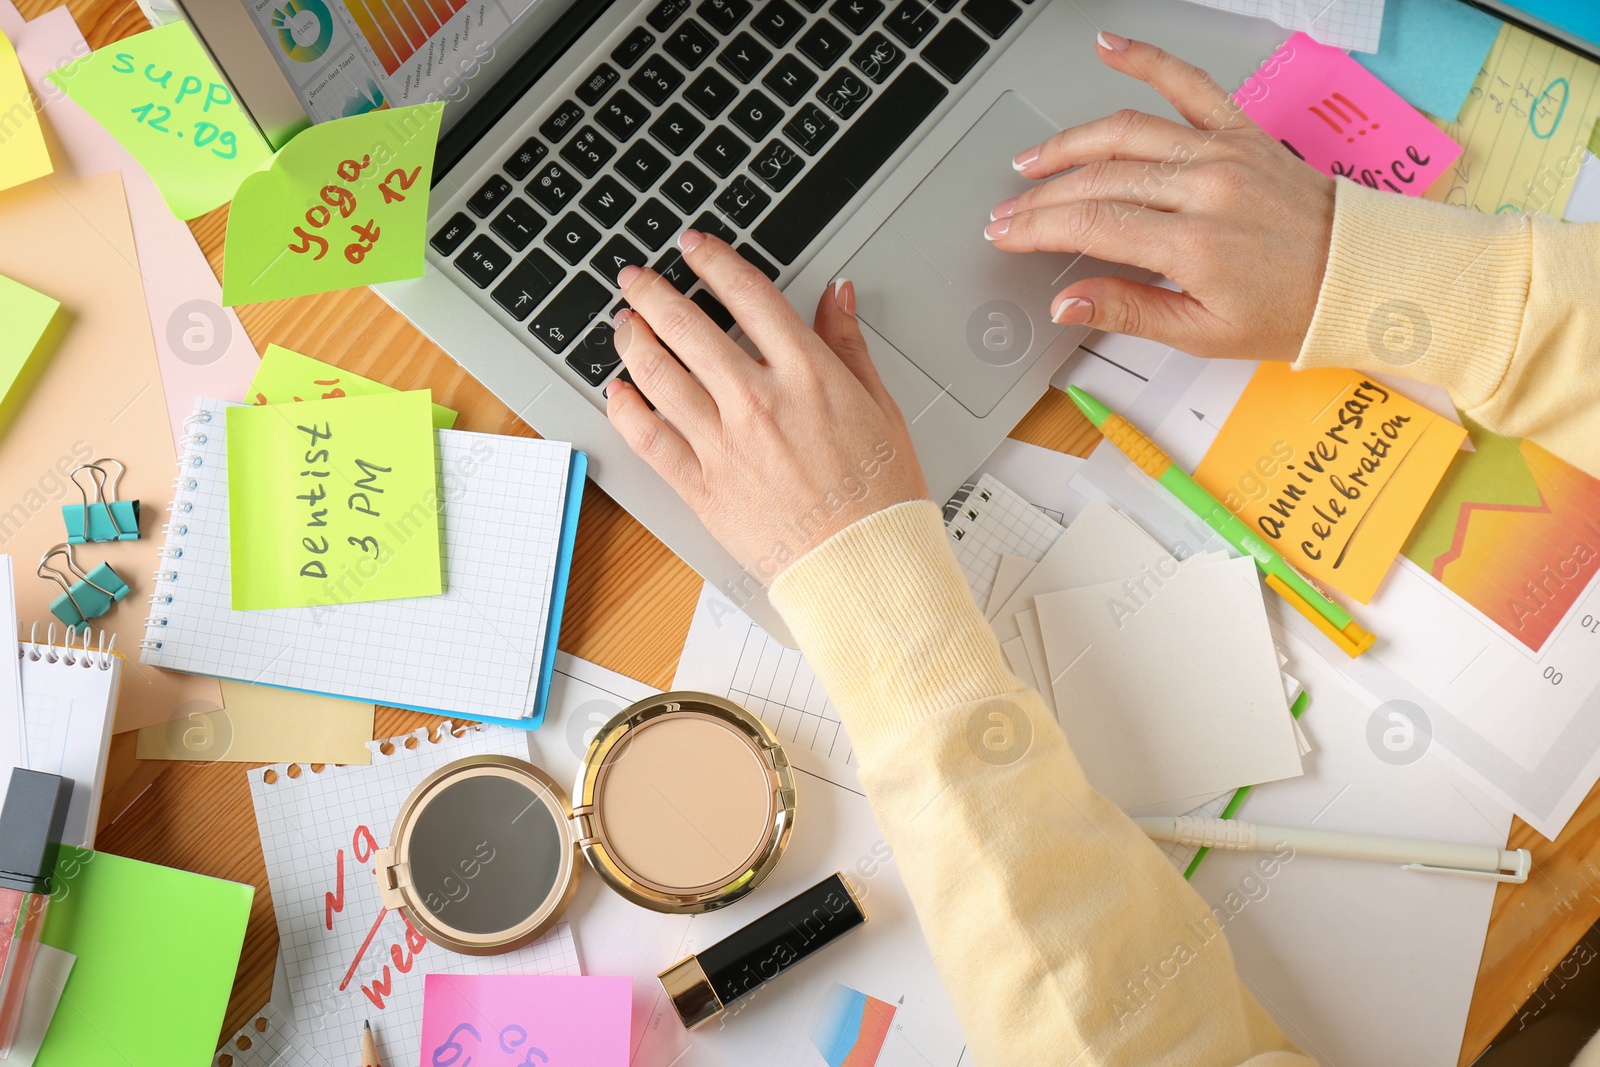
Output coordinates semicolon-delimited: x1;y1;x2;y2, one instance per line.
19;0;1600;1060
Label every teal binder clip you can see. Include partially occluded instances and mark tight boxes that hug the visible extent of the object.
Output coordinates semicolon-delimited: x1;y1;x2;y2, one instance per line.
38;543;129;632
63;460;140;543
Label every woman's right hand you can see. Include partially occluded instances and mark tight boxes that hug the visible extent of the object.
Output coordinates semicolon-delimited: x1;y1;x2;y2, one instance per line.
984;33;1337;363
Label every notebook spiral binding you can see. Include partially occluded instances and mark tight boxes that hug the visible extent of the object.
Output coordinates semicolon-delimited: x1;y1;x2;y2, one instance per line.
18;620;116;669
941;480;994;538
254;720;480;787
141;409;213;651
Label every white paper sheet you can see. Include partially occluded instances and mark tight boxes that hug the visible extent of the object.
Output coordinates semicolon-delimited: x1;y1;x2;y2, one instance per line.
1175;0;1386;51
1014;607;1054;717
3;945;73;1067
0;558;23;773
986;554;1036;622
966;439;1089;529
1564;150;1600;223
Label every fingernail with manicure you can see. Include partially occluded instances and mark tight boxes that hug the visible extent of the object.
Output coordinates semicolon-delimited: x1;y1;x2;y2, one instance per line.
613;312;634;356
1012;146;1040;172
605;377;626;398
831;277;855;316
1097;31;1130;51
984;218;1010;241
1052;296;1094;324
617;265;643;288
679;229;706;253
991;198;1018;221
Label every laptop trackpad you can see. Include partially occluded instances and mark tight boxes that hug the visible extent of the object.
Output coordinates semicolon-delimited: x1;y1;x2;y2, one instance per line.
846;91;1116;418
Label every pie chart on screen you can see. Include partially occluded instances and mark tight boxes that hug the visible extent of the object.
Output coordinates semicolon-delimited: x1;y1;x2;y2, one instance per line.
271;0;334;63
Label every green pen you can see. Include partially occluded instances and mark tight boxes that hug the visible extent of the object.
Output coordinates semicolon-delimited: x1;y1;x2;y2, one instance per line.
1064;386;1375;658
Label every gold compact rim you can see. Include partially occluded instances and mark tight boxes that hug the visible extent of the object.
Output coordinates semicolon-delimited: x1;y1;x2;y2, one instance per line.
372;754;579;955
574;691;797;914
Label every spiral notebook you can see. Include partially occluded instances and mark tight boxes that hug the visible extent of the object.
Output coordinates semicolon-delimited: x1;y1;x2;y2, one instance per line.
942;472;1068;611
139;399;584;726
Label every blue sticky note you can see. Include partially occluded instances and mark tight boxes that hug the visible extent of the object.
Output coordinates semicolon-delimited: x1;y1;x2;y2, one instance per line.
1500;1;1600;51
1355;0;1502;121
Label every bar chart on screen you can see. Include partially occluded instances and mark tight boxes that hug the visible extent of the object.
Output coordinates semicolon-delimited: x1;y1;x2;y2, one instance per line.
344;0;469;74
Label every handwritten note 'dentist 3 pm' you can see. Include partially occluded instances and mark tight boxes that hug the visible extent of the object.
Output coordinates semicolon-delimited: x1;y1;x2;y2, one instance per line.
1195;365;1467;603
226;391;443;610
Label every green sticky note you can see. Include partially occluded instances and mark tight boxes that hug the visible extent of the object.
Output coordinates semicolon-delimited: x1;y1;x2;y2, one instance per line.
249;342;457;428
39;847;252;1067
0;272;67;436
222;103;443;305
45;23;273;219
227;390;443;609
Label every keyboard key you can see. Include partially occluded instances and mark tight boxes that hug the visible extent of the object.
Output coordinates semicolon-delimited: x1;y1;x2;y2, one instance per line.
664;19;717;69
546;211;603;265
850;32;904;82
566;324;623;385
829;0;883;33
714;174;771;227
661;161;717;211
491;248;564;319
729;90;782;139
559;125;617;177
540;100;584;143
930;0;955;9
630;54;684;105
627;197;682;249
617;140;672;190
468;175;513;218
797;19;851;69
580;175;637;228
596;89;650;141
961;0;1019;36
750;138;803;190
526;160;582;213
794;0;825;9
695;125;751;176
697;0;752;33
502;137;549;181
921;19;987;81
612;26;656;69
577;62;620;106
885;0;936;45
647;0;691;32
650;103;705;155
762;54;818;106
692;211;738;242
530;272;610;353
686;68;740;118
752;0;804;45
818;70;872;119
783;103;839;154
591;233;650;284
430;212;474;255
753;63;946;263
489;197;544;250
692;289;737;330
737;242;780;280
653;248;699;292
717;32;773;82
454;235;511;287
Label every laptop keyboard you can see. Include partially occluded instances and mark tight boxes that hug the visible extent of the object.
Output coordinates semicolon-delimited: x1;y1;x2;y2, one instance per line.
432;0;1030;393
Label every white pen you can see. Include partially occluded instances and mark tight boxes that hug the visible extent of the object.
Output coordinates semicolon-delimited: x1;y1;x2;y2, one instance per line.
1134;815;1532;884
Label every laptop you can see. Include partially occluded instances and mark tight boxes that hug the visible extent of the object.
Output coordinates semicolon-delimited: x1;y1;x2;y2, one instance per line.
178;0;1365;641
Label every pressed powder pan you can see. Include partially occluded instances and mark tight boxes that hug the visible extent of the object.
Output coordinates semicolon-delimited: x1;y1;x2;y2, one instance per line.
373;692;796;954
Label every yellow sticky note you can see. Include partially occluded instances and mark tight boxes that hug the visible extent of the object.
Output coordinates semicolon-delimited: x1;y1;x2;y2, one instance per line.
134;681;374;764
45;23;273;219
226;390;442;610
1426;23;1600;217
0;32;51;192
0;272;67;436
1194;364;1467;603
249;343;457;429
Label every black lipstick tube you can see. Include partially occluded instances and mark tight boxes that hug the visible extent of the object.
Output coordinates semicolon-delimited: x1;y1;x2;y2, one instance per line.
659;872;867;1029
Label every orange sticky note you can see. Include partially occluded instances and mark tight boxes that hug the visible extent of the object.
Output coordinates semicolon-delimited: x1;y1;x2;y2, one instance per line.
1195;364;1467;602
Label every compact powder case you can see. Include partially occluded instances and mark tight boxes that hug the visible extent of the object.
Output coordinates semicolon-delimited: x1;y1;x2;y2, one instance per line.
373;692;797;954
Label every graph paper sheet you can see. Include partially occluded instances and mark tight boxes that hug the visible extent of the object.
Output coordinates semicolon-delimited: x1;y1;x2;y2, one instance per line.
214;1001;327;1067
249;722;580;1066
142;399;571;720
1178;0;1385;52
944;473;1066;613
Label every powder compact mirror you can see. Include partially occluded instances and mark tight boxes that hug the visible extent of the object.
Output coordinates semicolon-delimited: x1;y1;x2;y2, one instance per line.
373;692;797;954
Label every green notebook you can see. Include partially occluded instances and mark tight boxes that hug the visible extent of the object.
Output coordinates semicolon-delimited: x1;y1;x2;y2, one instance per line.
38;847;253;1066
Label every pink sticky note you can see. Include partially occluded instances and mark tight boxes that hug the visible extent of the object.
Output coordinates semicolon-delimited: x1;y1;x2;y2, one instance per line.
1235;32;1462;196
420;975;631;1067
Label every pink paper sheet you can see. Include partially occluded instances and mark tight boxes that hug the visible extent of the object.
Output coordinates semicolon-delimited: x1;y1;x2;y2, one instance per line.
420;975;631;1067
1236;32;1463;196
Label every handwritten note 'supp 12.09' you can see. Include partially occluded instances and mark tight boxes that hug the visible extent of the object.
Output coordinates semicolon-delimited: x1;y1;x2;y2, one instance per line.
222;104;443;305
1236;32;1463;196
45;23;272;218
226;390;442;610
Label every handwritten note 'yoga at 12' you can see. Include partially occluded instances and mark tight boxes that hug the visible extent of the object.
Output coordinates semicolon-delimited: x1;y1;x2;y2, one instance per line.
222;103;443;305
421;975;631;1067
225;390;442;610
1194;365;1467;603
46;22;272;218
1235;31;1462;196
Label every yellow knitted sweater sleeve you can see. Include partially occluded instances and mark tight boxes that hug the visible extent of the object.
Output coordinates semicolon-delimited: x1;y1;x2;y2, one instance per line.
769;500;1310;1066
1294;180;1600;478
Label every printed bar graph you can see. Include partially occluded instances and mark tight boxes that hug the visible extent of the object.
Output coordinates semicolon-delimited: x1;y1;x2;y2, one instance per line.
345;0;468;74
